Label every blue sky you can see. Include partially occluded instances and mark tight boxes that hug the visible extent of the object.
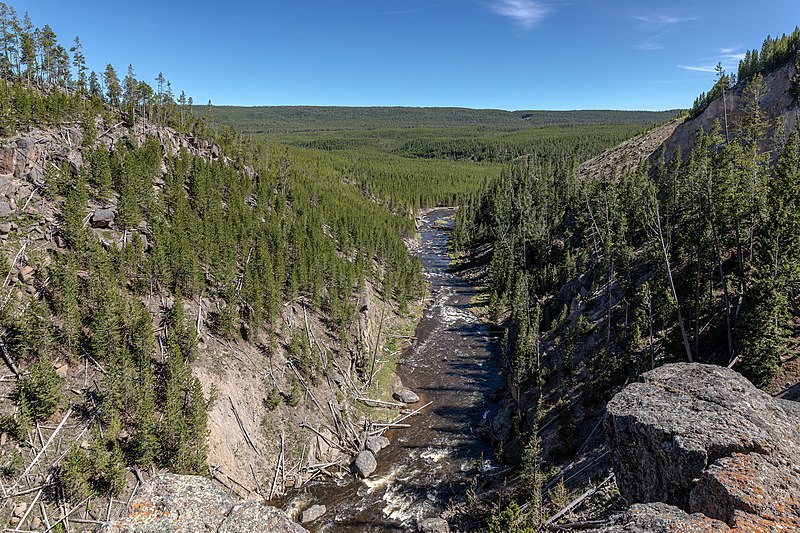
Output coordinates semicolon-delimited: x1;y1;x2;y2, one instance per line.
11;0;800;110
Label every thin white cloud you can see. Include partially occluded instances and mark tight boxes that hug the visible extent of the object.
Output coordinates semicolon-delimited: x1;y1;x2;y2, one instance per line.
632;12;699;52
635;14;698;26
636;31;667;51
488;0;550;28
722;52;745;62
679;48;746;75
678;64;717;73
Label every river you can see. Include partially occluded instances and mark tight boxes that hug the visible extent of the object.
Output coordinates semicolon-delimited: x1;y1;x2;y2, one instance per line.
287;208;502;532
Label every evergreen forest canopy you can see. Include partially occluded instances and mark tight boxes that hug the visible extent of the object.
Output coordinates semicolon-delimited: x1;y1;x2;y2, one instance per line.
208;106;678;134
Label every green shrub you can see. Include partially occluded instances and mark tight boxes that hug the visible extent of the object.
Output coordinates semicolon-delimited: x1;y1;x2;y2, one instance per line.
59;445;92;502
17;360;63;421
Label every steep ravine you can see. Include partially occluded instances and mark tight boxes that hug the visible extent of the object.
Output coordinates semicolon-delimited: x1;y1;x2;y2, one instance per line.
282;208;503;532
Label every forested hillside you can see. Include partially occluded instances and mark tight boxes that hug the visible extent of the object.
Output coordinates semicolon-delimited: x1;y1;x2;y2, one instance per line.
0;6;431;525
452;26;800;530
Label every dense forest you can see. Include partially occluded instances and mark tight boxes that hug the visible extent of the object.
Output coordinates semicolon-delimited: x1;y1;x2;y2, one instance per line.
209;106;677;134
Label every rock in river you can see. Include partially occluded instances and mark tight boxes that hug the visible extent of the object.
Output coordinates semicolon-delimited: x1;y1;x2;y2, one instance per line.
366;435;390;454
354;450;377;478
393;389;420;404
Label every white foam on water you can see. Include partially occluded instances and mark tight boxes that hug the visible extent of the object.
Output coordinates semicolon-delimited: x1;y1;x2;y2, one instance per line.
420;447;450;463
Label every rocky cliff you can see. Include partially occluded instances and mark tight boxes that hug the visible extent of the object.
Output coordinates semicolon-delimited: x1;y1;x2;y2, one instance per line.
656;59;799;166
601;363;800;531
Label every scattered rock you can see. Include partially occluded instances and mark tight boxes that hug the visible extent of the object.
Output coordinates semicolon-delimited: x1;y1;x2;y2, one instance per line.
30;516;41;529
0;222;11;235
418;517;450;533
300;504;327;524
365;435;390;454
12;501;27;518
353;450;377;478
210;144;221;158
0;199;12;217
66;150;83;174
91;209;115;228
26;167;44;186
18;265;34;284
100;474;307;532
0;432;7;446
393;389;420;404
63;127;83;148
8;516;19;527
333;372;345;387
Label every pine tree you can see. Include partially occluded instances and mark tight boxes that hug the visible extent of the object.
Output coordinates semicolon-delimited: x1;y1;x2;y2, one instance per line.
70;36;86;94
103;63;121;106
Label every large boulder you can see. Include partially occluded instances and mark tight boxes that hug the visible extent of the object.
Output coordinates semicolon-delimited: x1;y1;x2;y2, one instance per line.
365;435;390;454
603;363;800;531
101;474;307;532
91;208;115;228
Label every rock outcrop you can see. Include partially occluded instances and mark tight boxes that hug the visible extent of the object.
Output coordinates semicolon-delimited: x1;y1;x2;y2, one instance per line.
602;363;800;531
101;474;307;533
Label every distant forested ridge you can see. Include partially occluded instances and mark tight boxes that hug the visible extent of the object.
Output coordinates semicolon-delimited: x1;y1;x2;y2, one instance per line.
208;106;680;134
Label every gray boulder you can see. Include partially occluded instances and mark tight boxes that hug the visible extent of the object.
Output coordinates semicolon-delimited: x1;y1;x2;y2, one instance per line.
393;389;420;404
91;208;115;228
354;450;377;478
0;175;11;196
365;435;390;454
101;474;307;532
0;200;12;217
606;363;799;509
